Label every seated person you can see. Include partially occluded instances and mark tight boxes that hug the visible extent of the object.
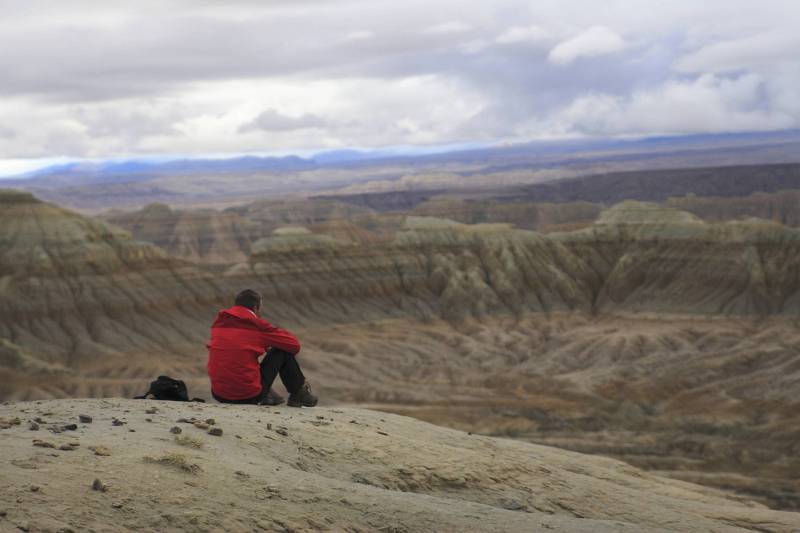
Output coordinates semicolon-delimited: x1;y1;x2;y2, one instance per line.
207;289;317;407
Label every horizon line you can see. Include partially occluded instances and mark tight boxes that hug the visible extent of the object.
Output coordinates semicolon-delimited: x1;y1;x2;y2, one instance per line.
2;128;799;179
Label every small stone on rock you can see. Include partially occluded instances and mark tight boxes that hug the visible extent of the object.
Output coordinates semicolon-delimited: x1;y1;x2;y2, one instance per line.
205;418;216;425
111;419;124;426
499;498;526;511
0;416;21;429
145;407;158;415
170;426;182;434
58;444;75;451
208;427;223;436
111;502;122;509
63;424;78;431
28;422;39;431
78;415;92;423
32;439;55;448
89;446;111;456
91;478;107;492
276;428;288;437
193;422;209;430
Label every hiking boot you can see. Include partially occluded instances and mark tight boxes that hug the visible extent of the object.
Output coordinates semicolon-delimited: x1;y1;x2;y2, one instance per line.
287;382;318;407
259;388;285;406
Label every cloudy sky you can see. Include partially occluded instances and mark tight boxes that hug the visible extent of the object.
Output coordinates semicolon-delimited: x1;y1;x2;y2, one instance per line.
0;0;798;174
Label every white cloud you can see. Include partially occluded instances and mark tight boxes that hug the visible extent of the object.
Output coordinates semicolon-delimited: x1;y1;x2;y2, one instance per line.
0;71;480;161
239;109;327;132
496;25;550;45
548;26;625;66
555;74;795;136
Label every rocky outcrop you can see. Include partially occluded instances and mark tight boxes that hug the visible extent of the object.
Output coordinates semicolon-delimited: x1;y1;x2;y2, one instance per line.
412;198;602;232
0;190;172;277
0;190;225;397
667;190;800;226
231;202;800;319
224;198;375;229
1;399;798;532
101;203;259;264
555;201;800;314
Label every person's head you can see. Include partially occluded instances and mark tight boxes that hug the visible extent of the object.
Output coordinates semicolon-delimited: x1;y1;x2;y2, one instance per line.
234;289;262;313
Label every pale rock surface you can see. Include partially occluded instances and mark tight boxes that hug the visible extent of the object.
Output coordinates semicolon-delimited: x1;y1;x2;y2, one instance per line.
0;399;798;532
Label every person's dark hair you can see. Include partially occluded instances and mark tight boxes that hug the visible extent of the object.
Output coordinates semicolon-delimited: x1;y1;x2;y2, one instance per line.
234;289;262;310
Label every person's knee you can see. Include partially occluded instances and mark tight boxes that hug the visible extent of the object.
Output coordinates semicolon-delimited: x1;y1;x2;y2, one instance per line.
266;347;294;358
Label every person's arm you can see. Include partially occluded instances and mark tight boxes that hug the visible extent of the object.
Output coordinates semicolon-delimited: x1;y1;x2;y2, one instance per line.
259;319;301;354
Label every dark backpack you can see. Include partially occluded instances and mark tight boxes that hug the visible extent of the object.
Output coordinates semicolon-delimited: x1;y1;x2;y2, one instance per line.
134;375;204;402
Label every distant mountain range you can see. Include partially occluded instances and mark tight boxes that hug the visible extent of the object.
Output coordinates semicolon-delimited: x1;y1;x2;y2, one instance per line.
11;155;317;185
4;129;800;211
7;129;800;186
4;145;488;183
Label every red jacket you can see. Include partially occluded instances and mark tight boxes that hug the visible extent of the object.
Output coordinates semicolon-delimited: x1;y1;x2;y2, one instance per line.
206;305;300;400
